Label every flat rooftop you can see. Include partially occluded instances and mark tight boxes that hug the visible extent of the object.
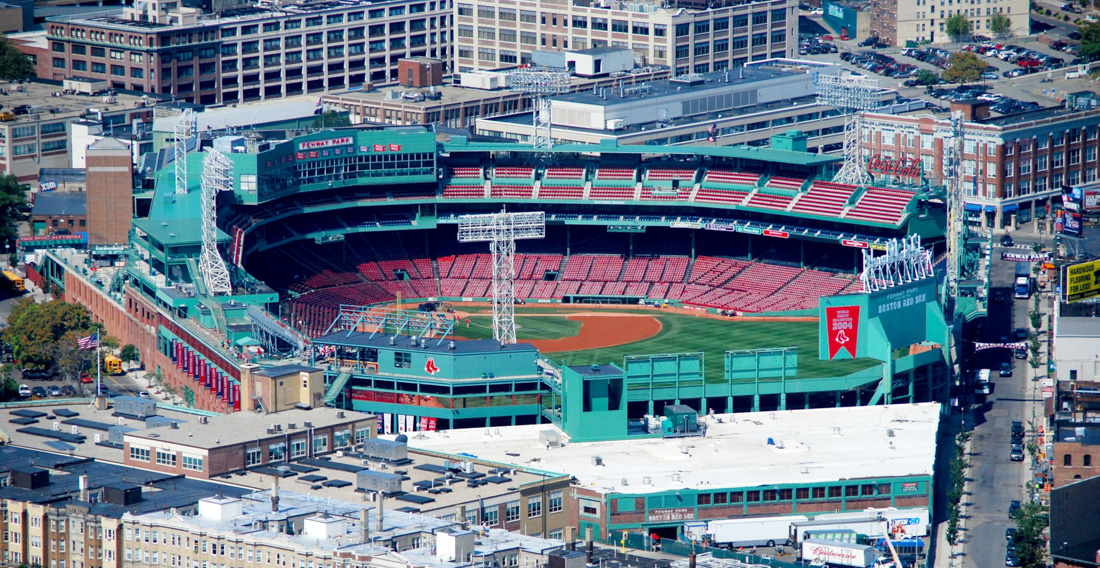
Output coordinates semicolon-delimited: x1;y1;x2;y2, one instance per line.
554;67;798;107
124;406;369;448
314;330;539;355
405;403;942;494
0;79;157;125
151;96;324;133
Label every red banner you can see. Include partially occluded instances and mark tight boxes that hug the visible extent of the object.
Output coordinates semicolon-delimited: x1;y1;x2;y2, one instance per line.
763;229;789;239
233;384;241;411
842;239;868;248
350;390;398;403
419;417;438;431
825;305;860;360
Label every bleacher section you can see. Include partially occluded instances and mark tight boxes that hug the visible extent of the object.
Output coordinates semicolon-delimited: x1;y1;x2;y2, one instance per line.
589;187;636;201
703;170;760;187
764;176;806;191
494;166;534;179
744;190;795;211
845;187;916;225
594;168;636;184
490;185;535;198
544;167;585;180
645;168;697;184
449;167;482;179
790;181;858;218
694;187;750;205
442;185;485;199
539;186;585;199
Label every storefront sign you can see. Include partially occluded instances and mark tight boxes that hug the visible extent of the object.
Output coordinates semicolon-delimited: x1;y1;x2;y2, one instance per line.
867;155;921;179
647;507;695;522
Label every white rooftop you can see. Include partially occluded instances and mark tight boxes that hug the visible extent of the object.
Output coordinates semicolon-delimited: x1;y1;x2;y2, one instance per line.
151;96;322;133
404;403;942;494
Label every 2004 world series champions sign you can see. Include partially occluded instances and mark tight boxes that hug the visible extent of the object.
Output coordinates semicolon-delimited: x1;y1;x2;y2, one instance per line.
825;305;860;360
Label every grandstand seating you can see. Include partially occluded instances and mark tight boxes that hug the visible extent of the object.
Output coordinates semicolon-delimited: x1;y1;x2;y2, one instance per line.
443;185;485;199
623;258;648;282
625;282;650;297
694;188;749;205
579;281;604;295
544;167;585;180
703;170;760;186
562;256;594;281
790;181;858;218
449;167;482;179
490;185;536;198
765;176;806;191
845;187;915;225
646;168;697;183
494;166;534;179
589;187;636;201
588;256;624;281
745;191;795;211
539;186;584;200
594;168;636;182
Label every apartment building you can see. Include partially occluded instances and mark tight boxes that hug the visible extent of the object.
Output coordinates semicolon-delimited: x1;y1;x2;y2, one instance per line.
120;490;566;568
861;101;1100;228
44;0;452;105
452;0;797;75
867;0;1028;46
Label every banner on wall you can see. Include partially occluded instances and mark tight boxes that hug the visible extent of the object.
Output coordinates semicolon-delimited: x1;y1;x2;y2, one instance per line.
382;413;392;434
824;305;861;360
419;417;438;431
233;383;241;411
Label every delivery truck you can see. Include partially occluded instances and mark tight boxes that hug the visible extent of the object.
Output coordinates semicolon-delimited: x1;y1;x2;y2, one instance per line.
814;507;930;538
1015;262;1031;299
687;515;809;548
801;540;881;568
790;517;888;544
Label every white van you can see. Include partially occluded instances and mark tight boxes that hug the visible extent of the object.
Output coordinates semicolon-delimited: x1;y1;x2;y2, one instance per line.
975;369;991;384
17;384;31;397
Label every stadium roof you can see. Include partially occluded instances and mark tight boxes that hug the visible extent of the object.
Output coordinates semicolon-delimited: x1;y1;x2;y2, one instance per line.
441;140;842;167
404;403;941;494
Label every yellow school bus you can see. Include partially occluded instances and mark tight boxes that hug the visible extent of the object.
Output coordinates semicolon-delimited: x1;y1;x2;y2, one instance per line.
2;270;24;293
104;354;123;375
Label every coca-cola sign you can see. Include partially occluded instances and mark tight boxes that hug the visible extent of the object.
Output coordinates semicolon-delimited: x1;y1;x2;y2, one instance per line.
867;155;921;179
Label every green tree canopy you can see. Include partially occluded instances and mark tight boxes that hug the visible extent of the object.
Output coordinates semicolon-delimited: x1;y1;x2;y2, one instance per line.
312;111;351;128
915;69;940;85
120;344;140;366
990;12;1013;38
945;14;973;41
943;51;985;84
1080;21;1100;62
0;174;26;244
0;34;33;81
1013;501;1048;568
2;299;96;374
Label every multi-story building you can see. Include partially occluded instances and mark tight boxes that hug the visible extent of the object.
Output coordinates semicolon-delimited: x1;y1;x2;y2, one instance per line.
867;0;1028;46
452;0;796;75
44;0;452;105
120;490;567;568
0;81;155;183
862;101;1100;229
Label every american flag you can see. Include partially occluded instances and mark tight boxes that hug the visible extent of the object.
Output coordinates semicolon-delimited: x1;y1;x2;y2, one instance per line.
77;332;98;350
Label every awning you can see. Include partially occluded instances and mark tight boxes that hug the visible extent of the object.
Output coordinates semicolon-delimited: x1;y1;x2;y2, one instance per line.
236;337;261;346
964;203;982;212
1003;203;1019;213
984;205;996;213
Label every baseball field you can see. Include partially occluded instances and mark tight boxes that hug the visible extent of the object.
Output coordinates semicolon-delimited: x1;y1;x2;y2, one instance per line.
452;306;877;382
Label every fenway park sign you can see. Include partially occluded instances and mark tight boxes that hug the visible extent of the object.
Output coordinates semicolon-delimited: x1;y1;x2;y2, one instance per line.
867;155;921;179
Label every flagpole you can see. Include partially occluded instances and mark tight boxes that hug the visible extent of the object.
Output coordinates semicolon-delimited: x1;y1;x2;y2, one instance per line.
96;334;101;402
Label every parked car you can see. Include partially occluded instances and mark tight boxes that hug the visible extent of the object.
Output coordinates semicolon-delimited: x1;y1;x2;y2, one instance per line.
1001;234;1014;246
1009;500;1021;518
60;385;76;397
975;382;992;395
1000;361;1014;377
1014;327;1028;340
31;386;47;398
1006;527;1017;540
81;373;94;384
47;385;61;397
1010;447;1025;462
17;384;31;397
1012;421;1025;439
981;72;999;80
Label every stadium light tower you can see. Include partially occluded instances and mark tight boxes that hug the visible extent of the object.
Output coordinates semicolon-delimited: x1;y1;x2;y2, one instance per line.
174;108;197;195
943;110;967;313
457;210;546;344
815;74;879;188
199;149;234;296
508;67;570;150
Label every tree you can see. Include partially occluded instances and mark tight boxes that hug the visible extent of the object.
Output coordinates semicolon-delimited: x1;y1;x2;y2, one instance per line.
945;13;973;42
990;12;1013;39
1080;21;1100;62
311;111;351;128
2;299;95;374
0;34;32;81
915;69;940;85
0;174;26;245
943;51;985;84
1013;501;1048;568
120;344;140;368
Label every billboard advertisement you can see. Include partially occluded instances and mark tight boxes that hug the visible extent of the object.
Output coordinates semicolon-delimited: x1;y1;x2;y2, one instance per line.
1066;259;1100;303
1062;209;1083;237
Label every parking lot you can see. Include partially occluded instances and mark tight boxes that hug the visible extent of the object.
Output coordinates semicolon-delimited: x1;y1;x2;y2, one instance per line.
14;368;148;401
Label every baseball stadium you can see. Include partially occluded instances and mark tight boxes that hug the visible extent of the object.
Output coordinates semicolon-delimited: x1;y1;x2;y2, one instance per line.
37;124;972;436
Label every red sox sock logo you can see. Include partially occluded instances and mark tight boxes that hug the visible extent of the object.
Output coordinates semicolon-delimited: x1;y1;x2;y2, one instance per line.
425;357;439;375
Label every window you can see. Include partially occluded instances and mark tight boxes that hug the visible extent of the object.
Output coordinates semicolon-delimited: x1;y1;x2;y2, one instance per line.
697;493;711;505
580;499;599;516
1086;455;1093;467
482;508;498;526
506;501;520;522
130;68;143;78
477;5;494;18
612;19;629;33
269;442;286;461
313;435;328;454
245;447;262;466
548;491;563;513
499;8;516;20
752;12;768;24
592;17;608;31
334;429;351;448
156;449;177;466
520;10;536;23
290;439;307;458
53;58;65;69
394;352;411;368
527;497;542;518
632;22;648;34
182;454;203;471
458;25;473;38
130;446;150;461
1054;152;1064;168
654;24;667;36
694;21;709;34
1065;454;1073;466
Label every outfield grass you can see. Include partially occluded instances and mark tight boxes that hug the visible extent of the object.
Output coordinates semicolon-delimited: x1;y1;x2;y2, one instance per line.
458;307;877;382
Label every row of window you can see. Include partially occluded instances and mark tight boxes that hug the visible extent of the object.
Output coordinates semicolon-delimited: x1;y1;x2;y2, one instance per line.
129;446;204;471
695;482;893;505
457;5;784;35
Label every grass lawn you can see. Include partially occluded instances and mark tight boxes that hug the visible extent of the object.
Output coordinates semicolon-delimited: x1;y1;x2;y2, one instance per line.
456;307;877;382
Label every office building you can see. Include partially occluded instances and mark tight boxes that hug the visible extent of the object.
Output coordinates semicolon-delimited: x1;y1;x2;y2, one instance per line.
452;0;797;76
861;101;1100;229
867;0;1028;46
44;0;451;105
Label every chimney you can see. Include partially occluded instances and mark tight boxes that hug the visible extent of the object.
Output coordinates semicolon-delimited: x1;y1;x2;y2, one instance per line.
78;475;89;502
271;476;280;512
375;494;384;532
359;508;369;542
456;504;467;528
565;526;575;550
586;527;594;563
